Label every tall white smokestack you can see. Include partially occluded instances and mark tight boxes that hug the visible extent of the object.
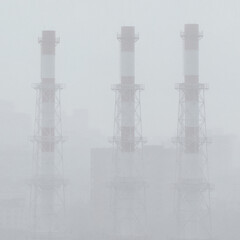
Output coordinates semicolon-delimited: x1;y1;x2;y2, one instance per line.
30;30;66;240
175;24;212;240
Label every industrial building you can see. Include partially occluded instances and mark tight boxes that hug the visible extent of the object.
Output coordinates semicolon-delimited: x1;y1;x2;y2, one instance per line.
91;145;176;240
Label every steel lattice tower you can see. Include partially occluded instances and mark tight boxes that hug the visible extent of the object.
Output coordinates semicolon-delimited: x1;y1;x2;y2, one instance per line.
174;24;212;240
111;26;146;240
30;31;65;240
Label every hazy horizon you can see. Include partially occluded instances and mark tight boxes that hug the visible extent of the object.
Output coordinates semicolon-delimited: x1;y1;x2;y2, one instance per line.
0;0;240;140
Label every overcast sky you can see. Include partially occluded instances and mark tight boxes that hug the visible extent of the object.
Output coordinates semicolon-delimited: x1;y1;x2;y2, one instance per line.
0;0;240;140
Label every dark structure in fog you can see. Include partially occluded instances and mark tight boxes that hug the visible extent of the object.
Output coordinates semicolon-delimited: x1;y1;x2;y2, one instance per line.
110;26;146;240
30;31;65;240
91;145;176;240
174;24;212;239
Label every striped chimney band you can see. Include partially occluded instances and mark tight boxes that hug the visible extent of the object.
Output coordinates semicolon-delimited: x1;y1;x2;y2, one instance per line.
120;26;136;152
40;31;57;170
184;24;200;153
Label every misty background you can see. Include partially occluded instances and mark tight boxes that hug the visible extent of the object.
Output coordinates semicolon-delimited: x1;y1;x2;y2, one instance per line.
1;0;240;240
2;0;240;137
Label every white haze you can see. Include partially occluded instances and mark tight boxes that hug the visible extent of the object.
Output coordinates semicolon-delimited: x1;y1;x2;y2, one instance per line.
0;1;240;240
0;0;239;138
